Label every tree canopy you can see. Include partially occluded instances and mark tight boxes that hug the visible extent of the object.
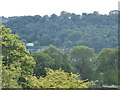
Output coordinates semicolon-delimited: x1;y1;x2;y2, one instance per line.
25;68;92;88
96;48;118;85
32;45;73;76
1;26;93;88
1;26;35;88
3;10;118;53
70;46;95;79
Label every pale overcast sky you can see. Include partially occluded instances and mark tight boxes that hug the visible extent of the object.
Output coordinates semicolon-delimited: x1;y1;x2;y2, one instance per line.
0;0;119;17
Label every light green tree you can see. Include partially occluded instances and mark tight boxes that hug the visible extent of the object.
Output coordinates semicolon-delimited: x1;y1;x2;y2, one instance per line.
1;26;35;88
25;68;92;88
2;64;21;88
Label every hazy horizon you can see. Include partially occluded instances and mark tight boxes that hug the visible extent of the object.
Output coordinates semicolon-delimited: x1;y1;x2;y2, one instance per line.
0;0;119;17
1;10;119;18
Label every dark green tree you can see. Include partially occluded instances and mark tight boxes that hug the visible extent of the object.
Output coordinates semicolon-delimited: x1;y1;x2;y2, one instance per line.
70;45;95;79
32;45;73;76
96;48;118;85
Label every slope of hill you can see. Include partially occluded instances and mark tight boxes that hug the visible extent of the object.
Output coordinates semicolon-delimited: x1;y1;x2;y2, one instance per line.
3;10;118;53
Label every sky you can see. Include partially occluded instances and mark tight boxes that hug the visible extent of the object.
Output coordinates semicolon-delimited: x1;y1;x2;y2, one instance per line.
0;0;119;17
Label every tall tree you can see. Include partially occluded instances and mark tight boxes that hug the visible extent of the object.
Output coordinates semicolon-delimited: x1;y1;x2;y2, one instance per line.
1;26;35;88
70;45;95;79
96;48;118;85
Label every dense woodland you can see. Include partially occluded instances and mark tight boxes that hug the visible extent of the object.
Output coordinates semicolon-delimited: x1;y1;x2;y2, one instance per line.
2;10;118;53
1;26;92;88
1;10;119;88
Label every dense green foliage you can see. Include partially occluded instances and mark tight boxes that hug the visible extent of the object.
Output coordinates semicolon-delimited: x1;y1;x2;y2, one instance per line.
32;45;73;76
1;26;35;88
70;46;95;79
3;10;118;53
25;68;92;88
32;46;119;85
1;26;93;88
1;10;119;88
96;48;118;85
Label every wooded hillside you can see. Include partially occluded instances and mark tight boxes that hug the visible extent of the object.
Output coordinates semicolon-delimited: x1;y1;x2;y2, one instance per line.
2;10;118;53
